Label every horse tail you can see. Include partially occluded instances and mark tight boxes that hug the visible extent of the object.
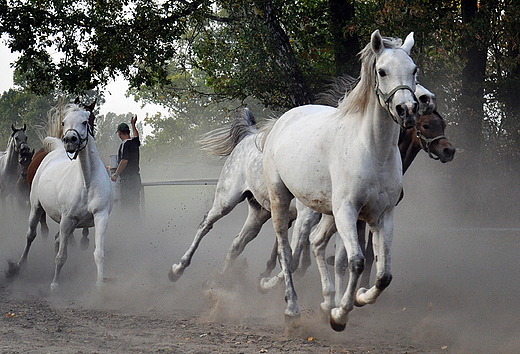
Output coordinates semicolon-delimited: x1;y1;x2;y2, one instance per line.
316;75;360;108
199;108;258;157
257;118;277;152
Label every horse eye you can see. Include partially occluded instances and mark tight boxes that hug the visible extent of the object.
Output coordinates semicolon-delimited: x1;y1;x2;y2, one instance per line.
422;124;430;130
83;121;87;126
61;122;64;126
378;69;386;77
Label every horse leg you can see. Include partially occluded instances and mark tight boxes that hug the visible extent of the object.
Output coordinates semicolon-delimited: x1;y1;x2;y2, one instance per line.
261;238;279;279
261;181;299;319
259;206;321;291
355;211;394;307
359;229;374;291
169;191;245;282
51;218;75;291
221;199;271;276
92;210;109;289
292;204;321;277
334;221;366;306
80;227;89;250
329;204;364;332
7;206;43;277
40;212;49;239
260;202;299;279
310;214;337;314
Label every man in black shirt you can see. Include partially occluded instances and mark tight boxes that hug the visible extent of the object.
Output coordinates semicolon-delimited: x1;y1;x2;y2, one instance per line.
111;115;141;218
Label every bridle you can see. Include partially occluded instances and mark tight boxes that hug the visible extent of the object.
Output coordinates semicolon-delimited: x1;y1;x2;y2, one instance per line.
63;123;93;160
375;75;417;128
415;127;445;160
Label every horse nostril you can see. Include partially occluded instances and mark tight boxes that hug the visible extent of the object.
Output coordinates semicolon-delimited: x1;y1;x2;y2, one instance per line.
412;102;418;114
419;95;429;104
444;147;455;158
396;104;405;117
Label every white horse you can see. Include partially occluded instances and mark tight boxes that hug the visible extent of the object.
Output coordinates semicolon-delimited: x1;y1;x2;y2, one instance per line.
0;124;30;206
8;103;113;291
169;109;311;282
261;30;418;331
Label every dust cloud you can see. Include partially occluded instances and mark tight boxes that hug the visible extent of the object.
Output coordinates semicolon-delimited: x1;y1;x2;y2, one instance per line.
1;149;520;353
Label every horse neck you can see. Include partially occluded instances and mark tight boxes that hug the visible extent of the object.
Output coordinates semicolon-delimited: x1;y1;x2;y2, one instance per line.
4;138;19;168
76;136;99;186
359;97;402;159
399;128;422;174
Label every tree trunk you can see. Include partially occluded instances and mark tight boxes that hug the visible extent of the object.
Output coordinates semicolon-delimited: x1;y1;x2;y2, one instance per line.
255;0;314;107
329;0;360;77
460;0;488;158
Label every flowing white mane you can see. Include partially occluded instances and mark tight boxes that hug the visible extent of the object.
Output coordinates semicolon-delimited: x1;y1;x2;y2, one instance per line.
339;36;403;117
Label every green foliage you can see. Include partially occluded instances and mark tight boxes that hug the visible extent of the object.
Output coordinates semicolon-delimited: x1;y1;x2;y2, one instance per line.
2;0;520;167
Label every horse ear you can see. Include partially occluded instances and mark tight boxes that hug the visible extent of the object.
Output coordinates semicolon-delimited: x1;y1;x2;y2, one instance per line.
371;30;384;55
86;100;96;112
74;97;81;105
401;32;414;55
11;124;16;132
23;123;26;131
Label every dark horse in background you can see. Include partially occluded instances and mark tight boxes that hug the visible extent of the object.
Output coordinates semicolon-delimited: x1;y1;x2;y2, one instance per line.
0;124;31;208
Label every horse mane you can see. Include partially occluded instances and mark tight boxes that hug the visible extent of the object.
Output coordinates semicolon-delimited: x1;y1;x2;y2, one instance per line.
42;137;63;152
199;108;258;157
338;36;403;117
316;75;360;108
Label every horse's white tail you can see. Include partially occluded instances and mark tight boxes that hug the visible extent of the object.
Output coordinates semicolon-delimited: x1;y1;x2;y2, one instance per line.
199;108;258;157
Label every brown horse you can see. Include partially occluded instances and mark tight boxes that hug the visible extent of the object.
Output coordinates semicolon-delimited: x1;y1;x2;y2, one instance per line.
25;100;97;245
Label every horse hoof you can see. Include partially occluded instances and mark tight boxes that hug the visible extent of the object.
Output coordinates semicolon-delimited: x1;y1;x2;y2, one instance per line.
5;261;21;279
257;277;271;294
168;265;182;282
330;317;347;332
80;237;89;250
50;282;59;292
284;312;301;326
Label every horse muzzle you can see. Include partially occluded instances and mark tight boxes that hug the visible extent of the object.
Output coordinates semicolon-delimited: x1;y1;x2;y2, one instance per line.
63;131;82;155
396;103;417;129
19;143;30;156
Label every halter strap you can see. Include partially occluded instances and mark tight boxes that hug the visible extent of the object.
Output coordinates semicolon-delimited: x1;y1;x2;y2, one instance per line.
415;127;446;160
376;84;416;104
63;128;89;160
374;75;417;128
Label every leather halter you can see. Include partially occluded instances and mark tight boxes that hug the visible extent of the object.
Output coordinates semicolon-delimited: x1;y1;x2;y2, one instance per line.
63;126;91;160
375;74;417;128
415;127;445;160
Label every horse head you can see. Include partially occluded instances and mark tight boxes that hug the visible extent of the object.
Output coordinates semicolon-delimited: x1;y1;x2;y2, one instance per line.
62;108;92;159
18;148;34;173
11;124;30;155
372;30;418;129
415;84;437;116
414;111;455;163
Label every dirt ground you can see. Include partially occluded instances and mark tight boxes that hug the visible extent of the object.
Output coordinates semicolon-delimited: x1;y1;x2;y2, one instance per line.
2;159;520;353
